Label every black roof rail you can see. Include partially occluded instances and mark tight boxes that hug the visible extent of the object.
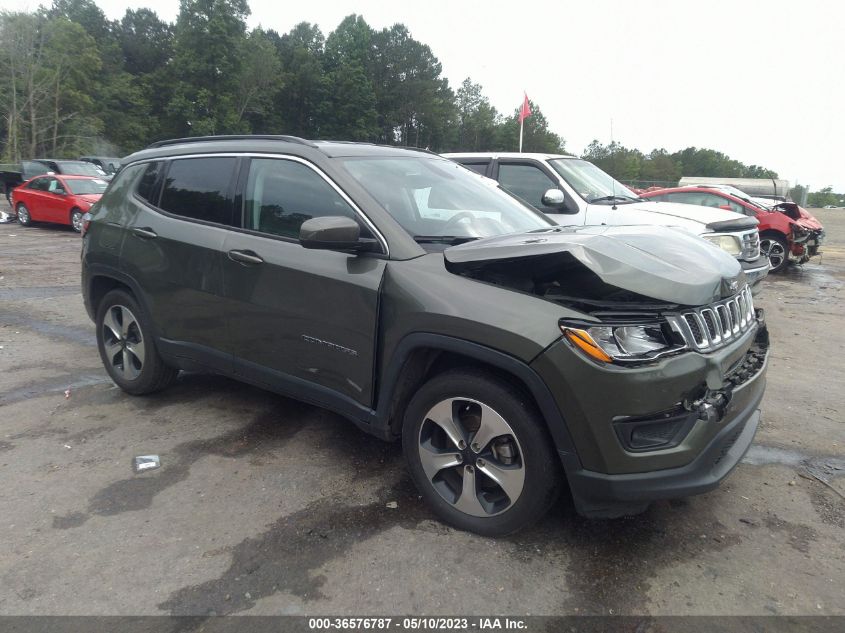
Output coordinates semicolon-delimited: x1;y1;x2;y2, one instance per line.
146;135;317;149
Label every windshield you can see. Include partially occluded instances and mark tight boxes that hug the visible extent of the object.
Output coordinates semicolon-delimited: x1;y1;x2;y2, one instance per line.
548;158;639;204
64;178;108;195
59;162;103;177
341;156;552;241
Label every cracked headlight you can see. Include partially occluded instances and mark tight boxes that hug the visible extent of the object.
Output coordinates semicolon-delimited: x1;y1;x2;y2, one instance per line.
703;234;742;256
561;322;686;365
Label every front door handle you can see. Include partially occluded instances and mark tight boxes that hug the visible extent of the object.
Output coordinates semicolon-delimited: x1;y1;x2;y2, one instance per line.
227;249;264;265
132;227;157;239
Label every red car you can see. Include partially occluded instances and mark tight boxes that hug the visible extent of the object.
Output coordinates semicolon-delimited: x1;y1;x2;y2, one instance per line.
12;174;108;233
641;186;825;273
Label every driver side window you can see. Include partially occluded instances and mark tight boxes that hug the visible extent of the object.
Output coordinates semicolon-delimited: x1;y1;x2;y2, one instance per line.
497;163;558;211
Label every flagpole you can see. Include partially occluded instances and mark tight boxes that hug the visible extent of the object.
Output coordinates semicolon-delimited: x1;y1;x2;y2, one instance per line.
519;117;524;153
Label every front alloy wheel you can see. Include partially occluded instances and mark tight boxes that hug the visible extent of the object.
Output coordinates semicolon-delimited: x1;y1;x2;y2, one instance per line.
16;203;31;226
418;398;526;517
403;370;560;535
760;236;788;273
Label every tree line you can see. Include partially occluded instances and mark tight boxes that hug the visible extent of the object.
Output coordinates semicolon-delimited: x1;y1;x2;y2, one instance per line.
0;0;564;161
6;0;832;204
581;141;780;189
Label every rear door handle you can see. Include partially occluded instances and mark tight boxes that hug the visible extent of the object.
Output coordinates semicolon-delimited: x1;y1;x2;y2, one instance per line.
227;249;264;265
132;227;157;239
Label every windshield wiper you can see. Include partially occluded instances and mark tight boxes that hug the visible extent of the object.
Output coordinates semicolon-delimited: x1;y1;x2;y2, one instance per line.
413;235;480;245
589;195;638;203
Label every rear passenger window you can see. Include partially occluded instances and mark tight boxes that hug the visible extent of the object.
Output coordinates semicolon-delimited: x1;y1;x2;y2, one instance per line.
243;158;368;239
136;162;163;205
159;157;237;224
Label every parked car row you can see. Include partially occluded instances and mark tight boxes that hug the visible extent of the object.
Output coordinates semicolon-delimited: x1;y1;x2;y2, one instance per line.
12;174;108;232
445;152;770;287
639;184;824;273
8;148;828;278
2;156;120;207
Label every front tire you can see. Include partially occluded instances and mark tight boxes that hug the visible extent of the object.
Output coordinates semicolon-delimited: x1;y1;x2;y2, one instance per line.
760;234;789;273
402;369;560;536
16;203;31;226
95;289;178;395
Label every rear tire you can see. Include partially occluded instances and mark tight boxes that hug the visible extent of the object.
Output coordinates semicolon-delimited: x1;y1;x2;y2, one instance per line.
70;208;84;233
16;203;31;226
95;289;178;395
402;369;560;536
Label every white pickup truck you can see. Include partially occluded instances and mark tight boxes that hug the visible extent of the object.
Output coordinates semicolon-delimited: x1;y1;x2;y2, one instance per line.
443;152;770;292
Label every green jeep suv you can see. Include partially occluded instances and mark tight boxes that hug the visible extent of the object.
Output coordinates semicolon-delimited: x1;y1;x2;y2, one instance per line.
81;136;769;535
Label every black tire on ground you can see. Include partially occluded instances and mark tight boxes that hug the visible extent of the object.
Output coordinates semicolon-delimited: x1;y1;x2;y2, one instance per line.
16;202;32;226
760;233;789;273
95;289;178;395
402;368;561;536
70;208;84;233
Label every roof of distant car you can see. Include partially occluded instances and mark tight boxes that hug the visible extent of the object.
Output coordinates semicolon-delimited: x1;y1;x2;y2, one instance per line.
442;152;577;161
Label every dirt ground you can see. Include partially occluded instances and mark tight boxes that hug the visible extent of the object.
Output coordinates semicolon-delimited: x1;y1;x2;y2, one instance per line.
0;205;843;616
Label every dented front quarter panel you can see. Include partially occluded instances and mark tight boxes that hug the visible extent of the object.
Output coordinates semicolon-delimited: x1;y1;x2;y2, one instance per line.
377;253;585;371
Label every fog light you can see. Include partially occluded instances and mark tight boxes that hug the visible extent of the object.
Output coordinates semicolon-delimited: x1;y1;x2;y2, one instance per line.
613;409;697;452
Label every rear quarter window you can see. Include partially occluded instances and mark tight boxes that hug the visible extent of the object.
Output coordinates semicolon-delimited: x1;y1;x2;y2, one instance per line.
136;162;163;205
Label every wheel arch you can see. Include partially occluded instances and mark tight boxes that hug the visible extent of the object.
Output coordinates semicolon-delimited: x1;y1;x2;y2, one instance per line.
759;228;789;242
85;267;155;329
376;333;581;468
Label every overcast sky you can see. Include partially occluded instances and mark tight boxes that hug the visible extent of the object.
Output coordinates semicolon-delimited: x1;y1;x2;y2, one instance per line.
6;0;844;190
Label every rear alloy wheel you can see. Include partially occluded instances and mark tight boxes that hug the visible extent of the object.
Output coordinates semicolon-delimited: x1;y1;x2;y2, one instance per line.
70;208;84;233
96;289;178;395
760;234;788;273
403;370;560;535
16;203;31;226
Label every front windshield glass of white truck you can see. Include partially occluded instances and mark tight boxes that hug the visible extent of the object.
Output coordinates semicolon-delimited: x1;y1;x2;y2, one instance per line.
549;158;639;204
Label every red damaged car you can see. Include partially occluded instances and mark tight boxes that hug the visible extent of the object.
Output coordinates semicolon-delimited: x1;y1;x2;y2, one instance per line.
12;174;107;233
641;185;825;273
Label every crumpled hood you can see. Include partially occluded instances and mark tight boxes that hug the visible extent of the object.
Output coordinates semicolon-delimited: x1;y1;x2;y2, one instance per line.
444;225;745;306
773;203;823;231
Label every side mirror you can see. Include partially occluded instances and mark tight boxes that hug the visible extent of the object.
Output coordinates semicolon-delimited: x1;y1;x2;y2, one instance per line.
299;216;373;252
718;204;732;211
541;188;566;208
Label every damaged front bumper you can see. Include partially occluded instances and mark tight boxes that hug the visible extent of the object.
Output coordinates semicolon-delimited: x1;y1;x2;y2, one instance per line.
532;310;769;518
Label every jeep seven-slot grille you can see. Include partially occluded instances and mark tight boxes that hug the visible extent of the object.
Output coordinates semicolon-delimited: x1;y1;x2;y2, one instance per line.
668;285;756;352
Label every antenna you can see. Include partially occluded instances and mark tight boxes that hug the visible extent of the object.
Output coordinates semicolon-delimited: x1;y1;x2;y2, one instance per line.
610;118;617;210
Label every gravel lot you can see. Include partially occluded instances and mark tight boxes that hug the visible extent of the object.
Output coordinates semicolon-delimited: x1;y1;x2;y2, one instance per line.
0;206;843;616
